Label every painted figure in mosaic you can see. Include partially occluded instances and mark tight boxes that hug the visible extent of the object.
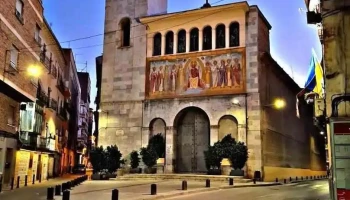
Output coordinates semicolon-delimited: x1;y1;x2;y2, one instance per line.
226;59;233;87
218;59;227;87
164;65;170;92
204;61;212;88
232;58;241;85
211;60;219;88
150;66;158;93
177;63;186;92
170;64;177;92
188;61;201;89
158;65;164;92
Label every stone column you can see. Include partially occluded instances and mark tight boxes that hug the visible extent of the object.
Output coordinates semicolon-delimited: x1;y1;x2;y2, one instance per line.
225;26;230;48
186;31;190;53
212;28;216;49
199;29;203;51
165;126;175;173
174;33;178;54
140;127;150;171
161;34;166;55
210;125;219;145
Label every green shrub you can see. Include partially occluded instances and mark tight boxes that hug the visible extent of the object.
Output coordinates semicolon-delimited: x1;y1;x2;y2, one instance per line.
148;133;165;158
130;150;140;169
106;145;123;173
90;146;106;173
140;147;158;168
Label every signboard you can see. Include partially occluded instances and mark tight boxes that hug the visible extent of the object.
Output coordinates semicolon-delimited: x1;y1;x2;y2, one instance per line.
330;120;350;200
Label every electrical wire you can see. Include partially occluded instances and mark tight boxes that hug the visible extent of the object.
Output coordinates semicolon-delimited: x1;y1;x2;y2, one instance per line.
13;0;228;53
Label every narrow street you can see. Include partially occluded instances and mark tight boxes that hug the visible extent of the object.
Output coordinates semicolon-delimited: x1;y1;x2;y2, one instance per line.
167;180;331;200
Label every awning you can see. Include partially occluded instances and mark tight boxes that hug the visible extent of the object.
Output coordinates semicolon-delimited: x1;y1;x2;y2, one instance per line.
0;75;36;102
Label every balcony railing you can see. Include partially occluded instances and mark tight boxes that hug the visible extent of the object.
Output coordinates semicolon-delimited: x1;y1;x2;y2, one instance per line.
20;132;49;150
57;77;65;94
40;52;51;70
37;90;49;105
58;107;68;120
47;98;58;111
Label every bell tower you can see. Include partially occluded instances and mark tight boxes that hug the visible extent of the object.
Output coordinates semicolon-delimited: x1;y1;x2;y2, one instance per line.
99;0;167;155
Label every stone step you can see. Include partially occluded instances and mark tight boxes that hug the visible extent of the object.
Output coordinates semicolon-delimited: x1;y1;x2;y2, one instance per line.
114;174;252;183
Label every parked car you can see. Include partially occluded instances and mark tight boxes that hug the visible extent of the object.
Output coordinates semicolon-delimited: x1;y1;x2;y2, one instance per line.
72;164;86;174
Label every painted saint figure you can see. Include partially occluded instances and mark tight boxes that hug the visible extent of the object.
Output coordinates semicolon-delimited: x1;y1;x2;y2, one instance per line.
164;65;170;92
150;66;158;93
226;59;233;87
158;66;164;92
232;58;241;85
170;65;177;92
177;63;186;92
204;61;212;88
188;61;201;89
218;59;227;87
211;60;219;88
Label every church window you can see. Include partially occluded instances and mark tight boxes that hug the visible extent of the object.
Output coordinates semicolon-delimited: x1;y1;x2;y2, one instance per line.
177;29;186;53
190;28;199;52
216;24;225;49
165;31;174;54
120;18;131;47
229;22;240;47
153;33;162;56
202;26;212;50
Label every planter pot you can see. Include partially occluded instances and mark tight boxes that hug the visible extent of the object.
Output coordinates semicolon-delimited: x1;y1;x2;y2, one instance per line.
157;158;165;165
207;169;221;175
144;167;157;174
117;169;125;176
107;173;117;178
130;168;142;174
230;169;244;176
220;158;232;175
91;174;101;180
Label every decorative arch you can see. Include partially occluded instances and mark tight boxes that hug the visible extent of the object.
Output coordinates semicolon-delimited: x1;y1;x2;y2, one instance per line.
119;17;131;47
189;27;199;52
149;118;166;137
202;26;212;50
218;115;238;141
165;31;174;55
153;32;162;56
177;29;186;53
215;23;226;49
229;22;240;47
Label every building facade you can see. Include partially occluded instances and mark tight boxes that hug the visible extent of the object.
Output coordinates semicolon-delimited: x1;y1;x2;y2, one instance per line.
77;72;91;165
94;55;103;147
99;0;326;180
62;48;81;173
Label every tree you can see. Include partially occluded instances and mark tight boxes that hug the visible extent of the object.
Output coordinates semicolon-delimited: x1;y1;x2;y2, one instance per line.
148;133;165;158
140;147;158;168
106;145;123;173
204;142;222;170
90;146;106;173
229;141;248;170
130;150;140;169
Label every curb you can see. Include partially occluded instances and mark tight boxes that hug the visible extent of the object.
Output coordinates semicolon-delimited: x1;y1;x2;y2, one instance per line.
290;178;328;184
137;183;282;200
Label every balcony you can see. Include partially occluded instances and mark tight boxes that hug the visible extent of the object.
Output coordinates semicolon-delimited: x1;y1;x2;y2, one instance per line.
40;52;51;70
19;132;51;151
37;90;49;106
58;107;68;120
47;98;58;111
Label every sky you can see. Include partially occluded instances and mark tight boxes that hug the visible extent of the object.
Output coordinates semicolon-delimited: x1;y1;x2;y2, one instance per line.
43;0;322;110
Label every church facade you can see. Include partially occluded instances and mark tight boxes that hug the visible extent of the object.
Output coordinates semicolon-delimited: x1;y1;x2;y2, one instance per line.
99;0;326;180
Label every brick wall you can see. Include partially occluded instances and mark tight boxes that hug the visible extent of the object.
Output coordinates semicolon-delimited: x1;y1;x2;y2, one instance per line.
0;93;19;134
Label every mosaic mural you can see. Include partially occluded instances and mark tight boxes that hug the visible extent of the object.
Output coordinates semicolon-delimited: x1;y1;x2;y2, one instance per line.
146;51;245;98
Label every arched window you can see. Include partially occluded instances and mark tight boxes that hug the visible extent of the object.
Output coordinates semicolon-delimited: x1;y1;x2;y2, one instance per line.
120;18;131;47
190;28;199;52
202;26;212;50
229;22;240;47
177;29;186;53
216;24;225;49
153;33;161;56
165;31;174;55
218;115;238;140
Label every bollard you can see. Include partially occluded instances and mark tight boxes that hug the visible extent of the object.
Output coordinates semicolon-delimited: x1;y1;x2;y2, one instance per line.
25;175;28;186
33;175;35;185
275;178;278;183
16;176;20;188
205;179;210;188
301;176;303;180
229;178;233;186
39;174;42;183
253;178;256;184
71;180;75;187
0;182;2;193
151;184;157;195
55;185;62;196
112;189;119;200
182;180;187;190
10;177;14;190
296;177;298;181
63;190;70;200
284;179;286;184
47;187;54;200
67;182;71;190
289;177;292;182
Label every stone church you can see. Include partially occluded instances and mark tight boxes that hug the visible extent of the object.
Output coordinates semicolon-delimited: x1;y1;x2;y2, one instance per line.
99;0;326;180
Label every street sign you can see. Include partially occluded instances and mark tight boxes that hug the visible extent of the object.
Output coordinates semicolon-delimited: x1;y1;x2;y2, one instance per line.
330;119;350;200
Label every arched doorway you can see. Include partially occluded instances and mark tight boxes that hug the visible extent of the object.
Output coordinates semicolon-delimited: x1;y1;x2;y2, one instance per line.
218;115;238;140
174;107;210;173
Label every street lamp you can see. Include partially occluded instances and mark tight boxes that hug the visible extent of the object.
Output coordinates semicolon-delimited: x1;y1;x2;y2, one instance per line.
272;98;286;110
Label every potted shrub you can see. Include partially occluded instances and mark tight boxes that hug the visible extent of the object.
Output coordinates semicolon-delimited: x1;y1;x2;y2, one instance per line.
219;134;237;175
106;145;123;178
130;150;141;173
140;147;158;174
228;141;248;176
204;142;222;175
148;133;165;163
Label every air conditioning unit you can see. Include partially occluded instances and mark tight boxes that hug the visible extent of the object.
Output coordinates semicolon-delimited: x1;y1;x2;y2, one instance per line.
314;98;325;117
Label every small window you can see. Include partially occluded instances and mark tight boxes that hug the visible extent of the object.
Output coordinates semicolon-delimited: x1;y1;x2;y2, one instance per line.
165;31;174;55
15;0;24;22
177;30;186;53
10;45;19;69
190;28;199;52
7;106;16;125
35;24;41;44
120;18;131;47
202;26;212;50
216;24;226;49
153;33;161;56
229;22;240;47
